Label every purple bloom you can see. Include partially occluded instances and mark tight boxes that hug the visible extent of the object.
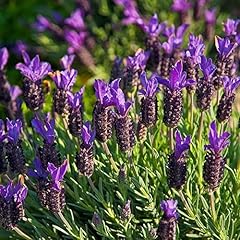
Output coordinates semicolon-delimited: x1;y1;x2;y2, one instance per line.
9;86;22;101
64;30;87;54
64;9;85;31
199;56;216;80
32;114;55;144
50;69;77;90
174;130;191;160
215;36;237;59
160;199;178;219
34;15;51;32
60;54;75;70
139;71;159;97
0;119;6;142
127;49;150;72
28;158;48;179
172;0;192;13
223;76;240;96
143;14;164;37
16;52;51;82
82;122;95;147
0;47;9;71
158;60;195;91
68;87;85;109
162;35;175;55
223;19;240;36
0;181;28;203
47;160;68;191
205;121;230;154
6;119;22;144
204;9;216;24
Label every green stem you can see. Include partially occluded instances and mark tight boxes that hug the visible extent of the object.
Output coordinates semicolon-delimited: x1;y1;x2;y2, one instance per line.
190;91;194;128
102;142;118;172
197;111;204;143
57;212;73;231
14;227;32;240
169;128;174;151
209;190;217;222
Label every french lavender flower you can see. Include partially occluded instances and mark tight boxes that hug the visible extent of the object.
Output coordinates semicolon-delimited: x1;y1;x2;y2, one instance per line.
50;68;77;116
144;14;164;71
0;120;7;173
139;72;159;127
203;121;230;191
184;34;205;91
216;77;240;123
16;51;51;111
29;159;68;213
32;114;61;169
0;181;28;230
122;49;150;92
110;57;123;83
111;86;135;152
223;19;240;41
0;47;11;104
161;24;189;78
60;54;75;70
121;200;131;221
171;0;192;24
64;9;86;31
76;122;95;177
193;0;208;20
196;56;216;111
204;8;216;40
167;130;191;189
157;199;178;240
158;60;195;128
68;88;84;137
6;119;26;174
93;79;117;142
214;36;237;89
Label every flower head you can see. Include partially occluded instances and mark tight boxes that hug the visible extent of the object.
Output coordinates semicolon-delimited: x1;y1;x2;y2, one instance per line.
171;0;192;13
158;60;195;91
0;47;9;71
50;69;77;90
143;14;164;37
82;122;95;148
0;119;6;142
28;158;48;179
47;160;68;191
32;114;55;144
215;36;237;58
139;72;159;97
174;130;191;160
223;76;240;96
205;121;230;154
64;9;85;31
160;199;178;219
204;8;216;24
127;49;150;72
0;181;28;203
199;56;216;80
16;52;51;82
68;87;85;109
223;19;240;36
6;119;22;144
60;54;75;70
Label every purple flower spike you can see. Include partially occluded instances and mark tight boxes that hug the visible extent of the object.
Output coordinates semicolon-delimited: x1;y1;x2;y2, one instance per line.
47;160;68;191
9;86;22;101
82;122;95;147
64;9;85;31
28;158;48;179
223;76;240;96
215;36;237;59
68;87;85;109
51;69;77;90
6;119;22;144
127;49;150;72
174;130;191;160
32;114;55;144
172;0;191;13
139;72;159;97
143;14;164;37
0;119;6;142
158;60;195;91
205;121;230;154
0;181;28;203
60;54;75;70
199;56;216;80
0;47;9;71
160;199;178;219
204;9;216;24
16;52;51;82
223;19;240;36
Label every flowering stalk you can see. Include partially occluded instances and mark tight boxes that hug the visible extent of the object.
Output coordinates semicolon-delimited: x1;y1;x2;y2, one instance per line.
157;199;178;240
171;0;192;24
120;200;131;221
16;51;51;111
204;8;216;40
193;0;208;20
110;57;123;83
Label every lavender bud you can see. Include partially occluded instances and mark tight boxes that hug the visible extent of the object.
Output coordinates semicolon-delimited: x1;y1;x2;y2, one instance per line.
121;200;131;221
92;212;102;227
118;164;127;182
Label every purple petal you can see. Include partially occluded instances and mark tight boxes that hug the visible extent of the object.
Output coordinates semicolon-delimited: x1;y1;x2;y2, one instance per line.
160;199;178;219
60;54;75;70
0;47;9;70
